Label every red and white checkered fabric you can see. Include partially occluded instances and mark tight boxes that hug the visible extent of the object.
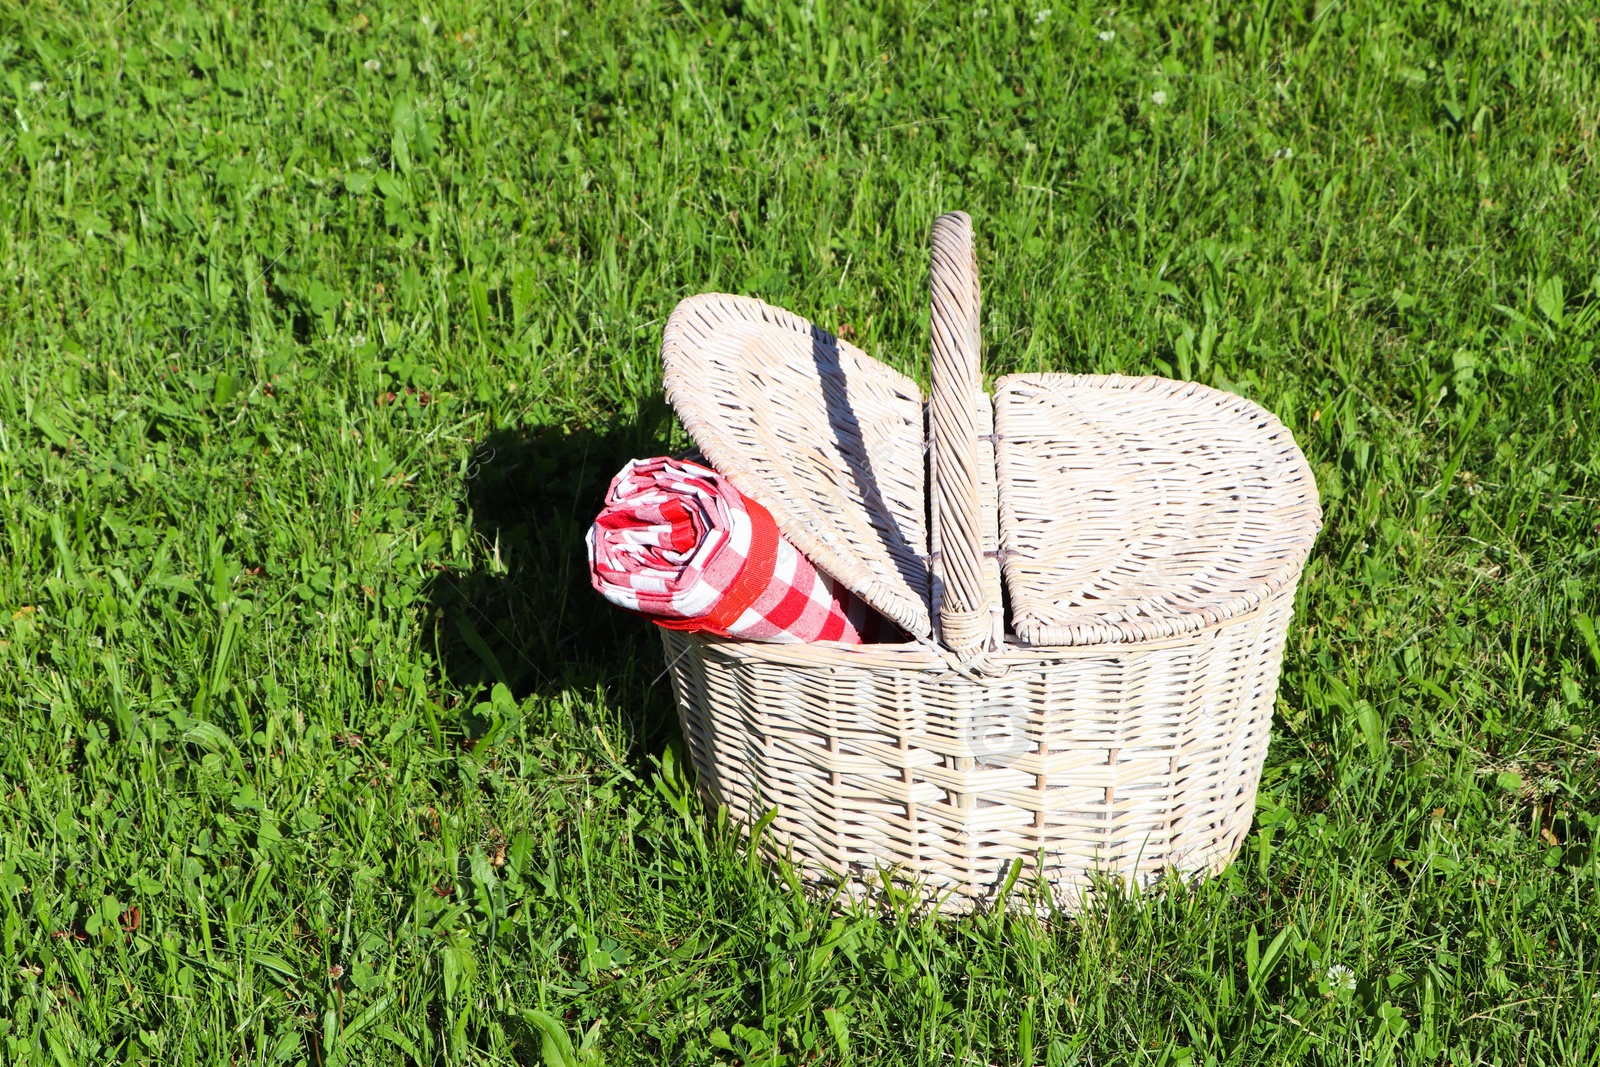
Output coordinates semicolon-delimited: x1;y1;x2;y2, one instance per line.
588;456;898;643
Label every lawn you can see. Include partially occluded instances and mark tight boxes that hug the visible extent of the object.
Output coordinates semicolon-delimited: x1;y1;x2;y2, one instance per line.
1;0;1598;1062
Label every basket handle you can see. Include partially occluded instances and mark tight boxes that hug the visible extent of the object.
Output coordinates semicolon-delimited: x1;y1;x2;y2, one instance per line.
928;212;995;658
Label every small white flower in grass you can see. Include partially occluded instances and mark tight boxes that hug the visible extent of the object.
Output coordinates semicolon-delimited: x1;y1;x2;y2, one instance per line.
560;28;569;38
261;59;274;70
1097;30;1115;42
1274;146;1294;159
28;81;46;93
1034;9;1052;23
1151;89;1168;105
1325;964;1356;994
363;58;381;72
974;6;989;16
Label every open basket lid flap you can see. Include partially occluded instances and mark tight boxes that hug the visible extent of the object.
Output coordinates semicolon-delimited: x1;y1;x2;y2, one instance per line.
661;293;934;639
992;373;1323;646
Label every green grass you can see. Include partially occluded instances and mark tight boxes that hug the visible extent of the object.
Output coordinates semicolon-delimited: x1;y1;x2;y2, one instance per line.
1;0;1598;1062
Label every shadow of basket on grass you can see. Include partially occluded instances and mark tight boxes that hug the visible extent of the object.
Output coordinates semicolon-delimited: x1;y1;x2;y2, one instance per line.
425;396;681;751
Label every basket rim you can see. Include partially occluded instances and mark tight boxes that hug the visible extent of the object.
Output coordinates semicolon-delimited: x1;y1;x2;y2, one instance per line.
665;582;1299;671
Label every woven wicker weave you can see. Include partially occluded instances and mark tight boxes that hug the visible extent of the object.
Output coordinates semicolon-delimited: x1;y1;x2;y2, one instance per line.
657;213;1320;913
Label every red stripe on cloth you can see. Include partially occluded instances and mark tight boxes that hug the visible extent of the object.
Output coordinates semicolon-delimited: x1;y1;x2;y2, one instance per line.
651;614;714;632
660;498;699;553
763;579;816;633
692;493;780;635
814;608;848;642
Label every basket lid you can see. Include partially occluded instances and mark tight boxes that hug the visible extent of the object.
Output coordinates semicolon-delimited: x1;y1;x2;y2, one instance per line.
660;216;1321;653
661;293;934;639
992;374;1323;646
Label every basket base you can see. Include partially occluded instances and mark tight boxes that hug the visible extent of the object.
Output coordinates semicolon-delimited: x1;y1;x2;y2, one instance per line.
658;588;1293;915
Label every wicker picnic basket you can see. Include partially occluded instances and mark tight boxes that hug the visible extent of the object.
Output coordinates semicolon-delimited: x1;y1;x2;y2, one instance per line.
658;213;1321;913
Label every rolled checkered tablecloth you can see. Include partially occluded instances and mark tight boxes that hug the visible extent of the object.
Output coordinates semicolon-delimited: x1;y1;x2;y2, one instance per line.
588;456;897;643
